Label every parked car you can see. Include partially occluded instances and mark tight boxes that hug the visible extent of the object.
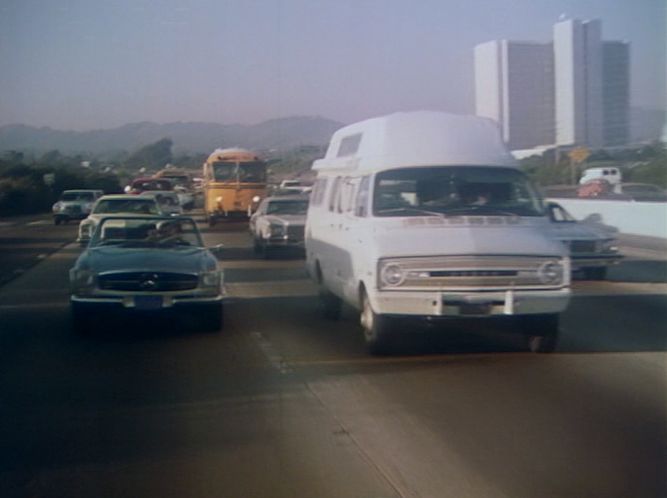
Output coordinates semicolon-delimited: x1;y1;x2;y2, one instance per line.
70;216;224;333
249;195;309;257
77;194;164;245
52;189;104;225
306;111;570;354
142;190;183;216
546;201;622;280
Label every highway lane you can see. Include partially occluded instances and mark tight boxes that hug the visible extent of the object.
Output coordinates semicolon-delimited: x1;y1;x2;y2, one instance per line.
0;221;665;497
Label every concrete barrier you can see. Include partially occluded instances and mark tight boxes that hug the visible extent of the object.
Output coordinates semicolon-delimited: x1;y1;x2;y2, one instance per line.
547;198;667;239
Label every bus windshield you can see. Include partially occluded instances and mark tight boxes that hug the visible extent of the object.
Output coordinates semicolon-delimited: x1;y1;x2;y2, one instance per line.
212;161;266;183
373;166;546;217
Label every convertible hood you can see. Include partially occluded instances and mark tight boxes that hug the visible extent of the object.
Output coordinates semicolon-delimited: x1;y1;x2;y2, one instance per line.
371;219;565;258
83;247;211;274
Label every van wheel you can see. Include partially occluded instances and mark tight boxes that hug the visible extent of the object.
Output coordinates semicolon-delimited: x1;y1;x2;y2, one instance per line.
54;217;62;226
253;237;261;254
523;314;560;353
319;287;342;320
360;291;392;355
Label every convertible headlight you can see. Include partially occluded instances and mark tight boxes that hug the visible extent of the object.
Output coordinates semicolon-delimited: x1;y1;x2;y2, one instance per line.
378;261;406;287
598;239;618;253
70;268;95;293
537;260;564;285
201;270;220;288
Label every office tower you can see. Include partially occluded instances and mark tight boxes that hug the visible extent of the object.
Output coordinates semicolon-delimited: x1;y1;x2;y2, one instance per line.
603;41;630;146
474;40;554;149
475;18;630;150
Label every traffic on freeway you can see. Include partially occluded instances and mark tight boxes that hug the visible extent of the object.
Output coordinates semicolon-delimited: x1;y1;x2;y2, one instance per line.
0;202;665;498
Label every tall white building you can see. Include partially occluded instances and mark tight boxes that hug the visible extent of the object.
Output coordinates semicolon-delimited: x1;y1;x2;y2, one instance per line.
553;19;603;148
475;18;630;150
475;40;554;150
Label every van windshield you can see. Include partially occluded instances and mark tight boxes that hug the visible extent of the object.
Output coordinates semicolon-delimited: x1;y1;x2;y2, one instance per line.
373;166;545;217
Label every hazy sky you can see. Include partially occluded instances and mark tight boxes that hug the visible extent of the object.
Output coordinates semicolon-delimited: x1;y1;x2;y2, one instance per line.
1;0;664;130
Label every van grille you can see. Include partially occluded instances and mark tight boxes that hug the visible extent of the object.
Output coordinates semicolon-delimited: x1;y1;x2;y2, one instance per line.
387;255;563;290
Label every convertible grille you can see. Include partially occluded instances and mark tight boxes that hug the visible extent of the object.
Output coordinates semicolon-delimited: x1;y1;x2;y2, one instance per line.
98;272;198;292
569;240;596;253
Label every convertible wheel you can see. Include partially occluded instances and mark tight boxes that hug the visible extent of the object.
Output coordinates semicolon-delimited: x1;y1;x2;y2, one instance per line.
583;267;607;280
71;303;91;335
522;314;560;353
360;290;393;355
199;305;223;332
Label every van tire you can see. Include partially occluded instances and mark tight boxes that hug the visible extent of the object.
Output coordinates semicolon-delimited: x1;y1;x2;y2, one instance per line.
360;290;392;354
320;288;342;320
522;314;560;353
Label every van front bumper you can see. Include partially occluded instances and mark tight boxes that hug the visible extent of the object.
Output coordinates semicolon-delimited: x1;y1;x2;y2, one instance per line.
370;288;570;317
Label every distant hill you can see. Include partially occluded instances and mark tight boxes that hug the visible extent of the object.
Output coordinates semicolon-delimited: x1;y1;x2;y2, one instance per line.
0;116;343;155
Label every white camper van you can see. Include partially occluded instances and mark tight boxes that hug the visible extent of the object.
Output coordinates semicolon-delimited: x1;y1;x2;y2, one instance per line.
305;111;570;353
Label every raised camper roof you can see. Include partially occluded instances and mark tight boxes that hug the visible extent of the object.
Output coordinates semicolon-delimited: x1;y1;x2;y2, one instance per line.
312;111;516;173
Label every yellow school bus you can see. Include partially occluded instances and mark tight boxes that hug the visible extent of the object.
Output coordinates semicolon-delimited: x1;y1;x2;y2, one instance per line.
202;148;267;225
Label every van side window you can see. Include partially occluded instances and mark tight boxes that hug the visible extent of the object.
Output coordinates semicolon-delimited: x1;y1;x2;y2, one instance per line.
355;176;370;217
311;178;328;206
337;134;362;157
338;177;358;213
328;177;341;212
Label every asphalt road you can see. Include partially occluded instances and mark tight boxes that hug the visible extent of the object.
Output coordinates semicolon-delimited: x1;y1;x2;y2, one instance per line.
0;217;665;498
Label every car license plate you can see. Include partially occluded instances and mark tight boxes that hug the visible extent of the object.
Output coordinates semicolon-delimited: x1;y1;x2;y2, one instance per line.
134;295;163;310
459;303;492;315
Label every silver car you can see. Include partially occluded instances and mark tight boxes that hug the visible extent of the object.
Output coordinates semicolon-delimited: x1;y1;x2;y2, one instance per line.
249;195;309;257
77;194;164;245
70;216;224;333
546;201;622;280
52;189;104;225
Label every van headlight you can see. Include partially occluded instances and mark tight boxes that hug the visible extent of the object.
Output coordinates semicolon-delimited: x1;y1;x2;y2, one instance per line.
52;202;63;213
378;261;405;288
537;260;564;285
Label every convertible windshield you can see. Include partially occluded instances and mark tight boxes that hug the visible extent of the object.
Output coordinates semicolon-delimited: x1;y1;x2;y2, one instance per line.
266;200;308;215
212;161;267;183
93;199;160;215
373;166;546;217
90;217;203;248
61;192;95;202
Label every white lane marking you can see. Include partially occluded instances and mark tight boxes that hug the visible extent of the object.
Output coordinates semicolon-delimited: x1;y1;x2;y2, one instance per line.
0;302;68;310
250;331;292;374
37;253;47;259
572;281;667;297
225;279;317;298
0;222;15;227
27;220;51;226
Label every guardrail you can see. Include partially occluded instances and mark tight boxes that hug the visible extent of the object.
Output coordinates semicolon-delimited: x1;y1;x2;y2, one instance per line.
547;198;667;239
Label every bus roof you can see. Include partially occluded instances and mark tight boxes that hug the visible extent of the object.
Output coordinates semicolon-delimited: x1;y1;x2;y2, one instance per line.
206;148;262;163
312;111;516;173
